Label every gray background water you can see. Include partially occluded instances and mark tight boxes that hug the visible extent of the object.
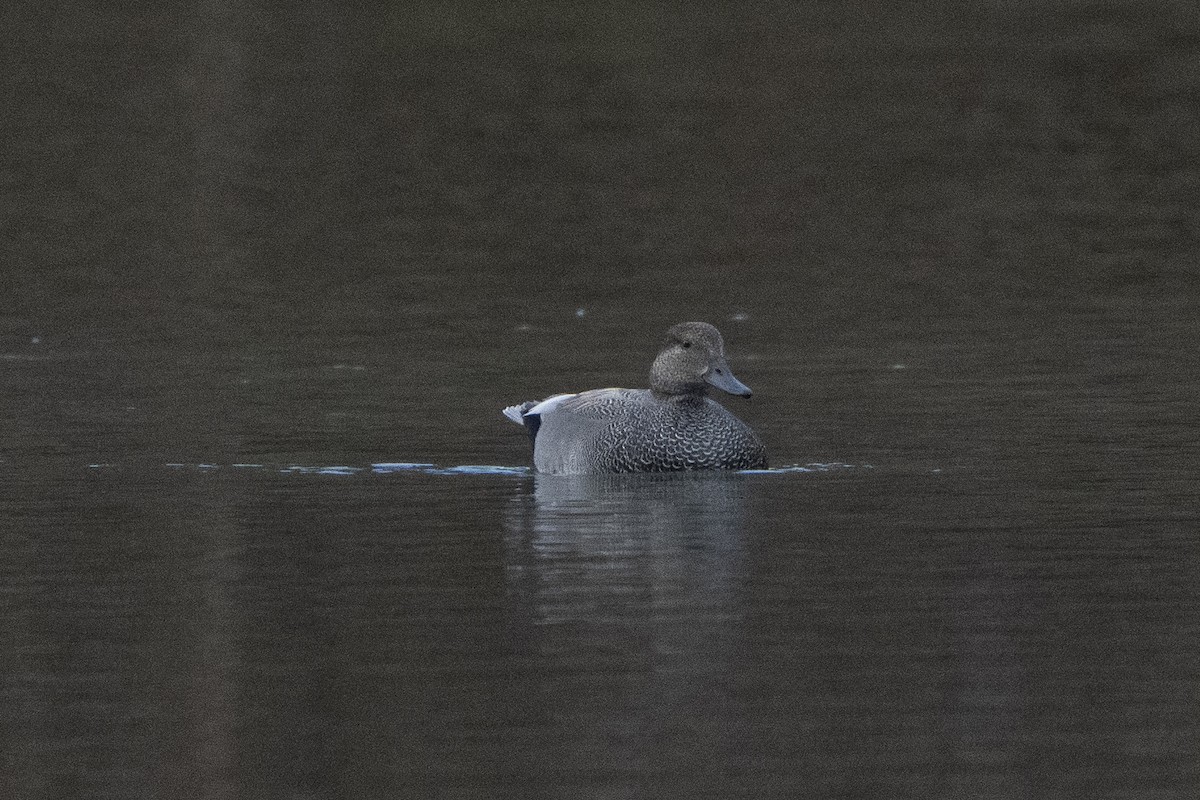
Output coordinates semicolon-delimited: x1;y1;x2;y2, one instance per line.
3;2;1199;798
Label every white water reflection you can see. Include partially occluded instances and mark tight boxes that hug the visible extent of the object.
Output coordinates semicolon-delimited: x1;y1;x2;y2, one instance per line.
145;462;858;477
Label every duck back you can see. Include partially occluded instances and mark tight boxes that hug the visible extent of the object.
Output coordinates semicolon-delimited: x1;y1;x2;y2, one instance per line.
528;389;766;475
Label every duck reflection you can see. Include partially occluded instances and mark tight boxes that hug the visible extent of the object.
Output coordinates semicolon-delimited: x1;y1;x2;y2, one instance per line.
504;471;749;643
507;473;747;613
500;473;754;773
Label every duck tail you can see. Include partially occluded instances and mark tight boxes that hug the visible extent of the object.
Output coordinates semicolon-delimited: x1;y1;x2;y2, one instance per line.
502;401;537;426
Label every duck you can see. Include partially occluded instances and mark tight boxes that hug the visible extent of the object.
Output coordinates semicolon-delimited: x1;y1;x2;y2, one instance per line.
503;321;767;474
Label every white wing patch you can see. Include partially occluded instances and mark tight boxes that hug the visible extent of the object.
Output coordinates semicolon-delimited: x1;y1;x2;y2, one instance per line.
527;393;578;416
504;388;632;427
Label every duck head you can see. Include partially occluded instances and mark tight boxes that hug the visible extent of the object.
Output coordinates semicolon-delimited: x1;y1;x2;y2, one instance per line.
649;321;753;398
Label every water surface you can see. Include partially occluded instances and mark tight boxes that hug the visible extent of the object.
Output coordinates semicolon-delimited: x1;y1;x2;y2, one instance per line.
3;2;1199;798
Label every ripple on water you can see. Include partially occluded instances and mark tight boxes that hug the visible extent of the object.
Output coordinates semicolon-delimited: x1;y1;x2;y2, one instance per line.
146;462;865;476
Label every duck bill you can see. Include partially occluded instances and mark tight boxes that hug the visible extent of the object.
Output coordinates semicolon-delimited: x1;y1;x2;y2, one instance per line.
705;363;753;397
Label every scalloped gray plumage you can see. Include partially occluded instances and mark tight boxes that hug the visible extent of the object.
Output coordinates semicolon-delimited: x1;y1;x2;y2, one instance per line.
503;321;767;474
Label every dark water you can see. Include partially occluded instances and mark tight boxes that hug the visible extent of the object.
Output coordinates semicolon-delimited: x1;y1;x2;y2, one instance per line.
4;2;1200;798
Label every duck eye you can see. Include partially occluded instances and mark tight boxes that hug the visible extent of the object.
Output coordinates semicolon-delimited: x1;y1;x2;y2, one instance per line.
682;341;692;349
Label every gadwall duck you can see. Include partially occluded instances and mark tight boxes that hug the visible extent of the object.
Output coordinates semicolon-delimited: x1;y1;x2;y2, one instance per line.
503;322;767;474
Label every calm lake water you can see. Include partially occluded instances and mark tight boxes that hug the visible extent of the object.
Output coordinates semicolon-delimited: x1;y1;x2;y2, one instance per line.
3;2;1200;798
